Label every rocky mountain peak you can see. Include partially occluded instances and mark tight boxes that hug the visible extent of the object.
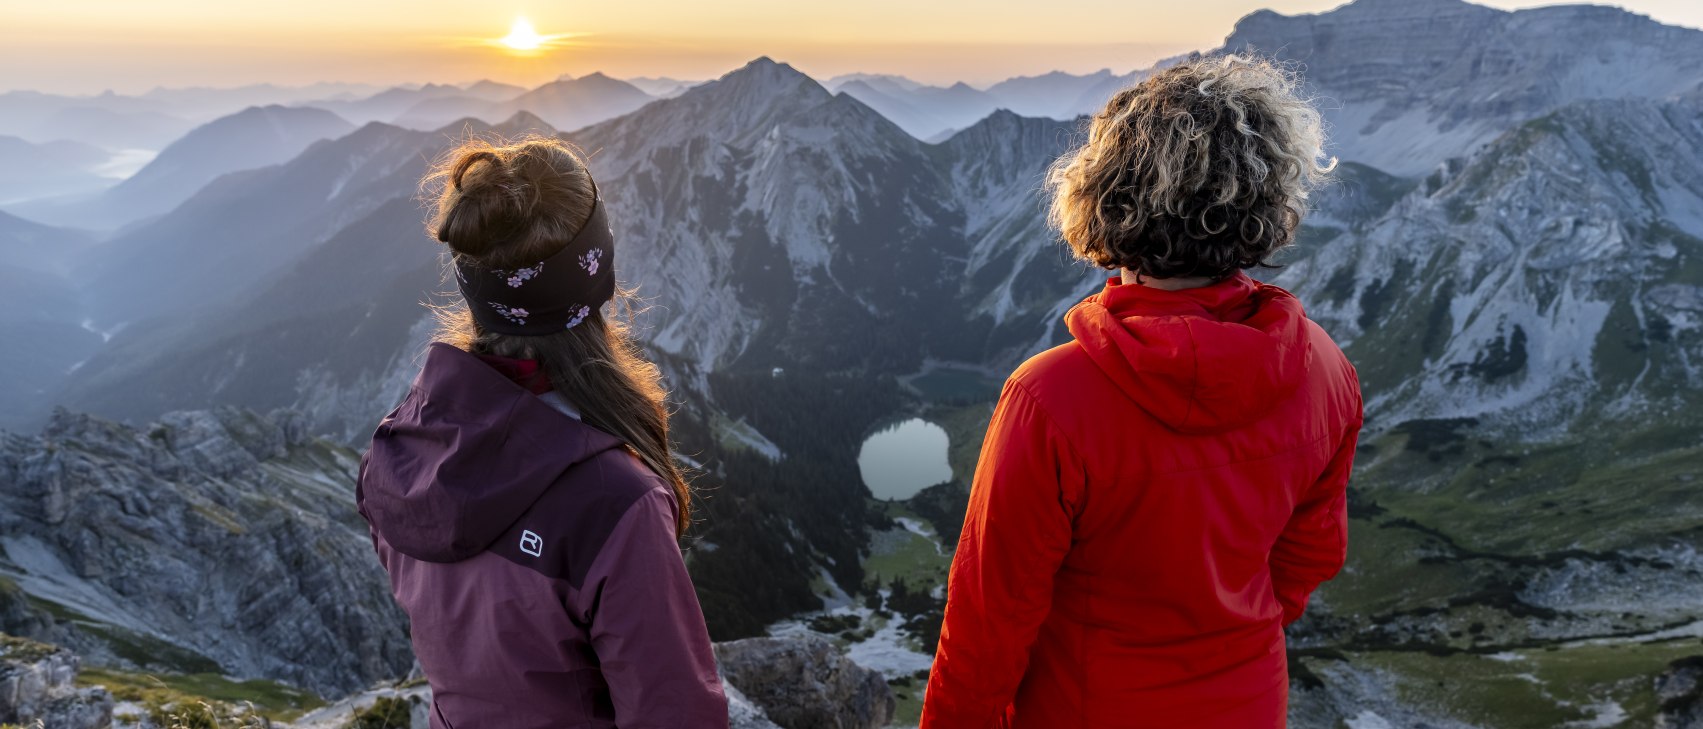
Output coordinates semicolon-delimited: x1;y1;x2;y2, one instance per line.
496;109;557;134
1220;0;1703;174
702;56;829;106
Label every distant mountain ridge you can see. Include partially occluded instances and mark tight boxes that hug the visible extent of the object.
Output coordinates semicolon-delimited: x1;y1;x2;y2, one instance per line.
86;105;353;229
1220;0;1703;173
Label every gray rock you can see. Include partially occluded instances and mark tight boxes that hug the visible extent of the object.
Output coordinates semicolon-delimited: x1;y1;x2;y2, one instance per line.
0;634;113;729
1658;656;1703;728
0;408;412;696
715;636;893;729
1221;0;1703;175
725;680;783;729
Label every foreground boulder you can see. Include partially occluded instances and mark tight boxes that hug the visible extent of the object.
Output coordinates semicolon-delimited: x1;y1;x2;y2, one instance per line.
715;635;893;729
1658;656;1703;728
0;634;113;729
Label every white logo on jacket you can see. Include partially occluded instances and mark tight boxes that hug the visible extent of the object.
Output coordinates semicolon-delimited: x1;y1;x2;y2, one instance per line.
519;530;543;557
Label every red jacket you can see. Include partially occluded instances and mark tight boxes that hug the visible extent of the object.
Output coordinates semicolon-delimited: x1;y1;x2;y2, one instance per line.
921;274;1362;728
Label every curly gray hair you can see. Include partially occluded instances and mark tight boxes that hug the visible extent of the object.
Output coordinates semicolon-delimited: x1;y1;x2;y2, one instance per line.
1045;55;1334;279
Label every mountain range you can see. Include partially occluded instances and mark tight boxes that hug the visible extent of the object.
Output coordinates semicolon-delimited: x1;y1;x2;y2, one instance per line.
1;0;1702;726
11;105;358;230
391;73;654;132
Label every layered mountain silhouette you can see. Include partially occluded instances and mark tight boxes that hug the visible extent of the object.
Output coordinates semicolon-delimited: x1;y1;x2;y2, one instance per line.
394;73;653;132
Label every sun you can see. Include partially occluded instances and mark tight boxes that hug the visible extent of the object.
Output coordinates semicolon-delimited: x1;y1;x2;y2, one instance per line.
501;17;546;51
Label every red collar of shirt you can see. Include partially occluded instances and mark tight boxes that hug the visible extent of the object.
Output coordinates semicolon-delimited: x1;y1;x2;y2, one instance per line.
474;354;554;395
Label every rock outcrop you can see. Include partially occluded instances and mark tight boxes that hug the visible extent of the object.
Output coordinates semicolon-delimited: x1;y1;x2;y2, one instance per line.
0;407;412;696
1659;657;1703;729
715;636;893;729
0;634;112;729
285;674;787;729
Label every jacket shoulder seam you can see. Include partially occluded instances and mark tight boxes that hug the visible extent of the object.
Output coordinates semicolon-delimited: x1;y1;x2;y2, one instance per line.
1005;377;1089;481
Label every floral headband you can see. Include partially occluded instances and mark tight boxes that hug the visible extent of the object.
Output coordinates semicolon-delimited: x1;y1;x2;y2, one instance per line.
450;197;617;336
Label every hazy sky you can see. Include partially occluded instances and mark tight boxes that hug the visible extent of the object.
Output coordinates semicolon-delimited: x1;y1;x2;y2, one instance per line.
4;0;1700;95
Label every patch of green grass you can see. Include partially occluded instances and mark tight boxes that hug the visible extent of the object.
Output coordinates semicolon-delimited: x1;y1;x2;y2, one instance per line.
1358;436;1703;556
928;402;996;484
888;672;927;727
863;505;950;590
1334;638;1703;728
1311;419;1703;657
4;594;224;676
78;668;324;722
0;633;58;662
79;624;222;675
1318;515;1485;619
708;410;777;459
346;695;417;729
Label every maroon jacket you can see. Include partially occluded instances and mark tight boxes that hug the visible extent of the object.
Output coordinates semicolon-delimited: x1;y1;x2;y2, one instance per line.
357;343;728;729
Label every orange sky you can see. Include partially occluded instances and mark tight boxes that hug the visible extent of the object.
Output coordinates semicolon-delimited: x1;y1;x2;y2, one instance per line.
3;1;1700;94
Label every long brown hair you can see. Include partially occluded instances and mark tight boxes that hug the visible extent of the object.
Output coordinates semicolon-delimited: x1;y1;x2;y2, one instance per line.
424;135;691;535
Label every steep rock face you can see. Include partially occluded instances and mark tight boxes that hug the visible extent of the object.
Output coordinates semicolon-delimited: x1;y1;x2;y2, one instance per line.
1220;0;1703;174
570;58;977;374
0;634;113;729
0;408;412;696
1267;97;1703;433
714;636;893;729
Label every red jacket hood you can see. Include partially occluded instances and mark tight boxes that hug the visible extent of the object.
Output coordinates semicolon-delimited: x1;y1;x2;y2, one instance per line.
1064;273;1314;435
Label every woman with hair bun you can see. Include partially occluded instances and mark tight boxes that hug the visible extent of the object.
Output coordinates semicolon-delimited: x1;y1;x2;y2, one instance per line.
922;56;1363;728
357;136;728;728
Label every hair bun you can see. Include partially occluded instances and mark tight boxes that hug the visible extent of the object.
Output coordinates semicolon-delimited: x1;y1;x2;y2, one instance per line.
436;151;529;258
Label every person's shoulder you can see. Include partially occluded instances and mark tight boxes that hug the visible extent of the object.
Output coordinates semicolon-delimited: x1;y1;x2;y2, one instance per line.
567;446;670;509
1009;340;1104;402
1301;318;1364;420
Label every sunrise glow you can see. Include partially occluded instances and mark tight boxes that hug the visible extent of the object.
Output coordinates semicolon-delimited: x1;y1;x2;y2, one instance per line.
501;17;545;51
5;1;1702;94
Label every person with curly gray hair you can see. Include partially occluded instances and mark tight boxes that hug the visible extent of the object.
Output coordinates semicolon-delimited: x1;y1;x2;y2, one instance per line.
923;56;1363;728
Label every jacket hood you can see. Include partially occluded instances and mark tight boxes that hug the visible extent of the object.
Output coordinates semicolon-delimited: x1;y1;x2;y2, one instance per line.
1064;273;1314;435
358;342;624;563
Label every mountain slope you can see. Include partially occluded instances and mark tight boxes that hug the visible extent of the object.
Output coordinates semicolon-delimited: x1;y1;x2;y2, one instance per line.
75;119;436;330
1271;96;1703;434
75;105;356;228
0;212;102;430
59;113;559;438
1220;0;1703;174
